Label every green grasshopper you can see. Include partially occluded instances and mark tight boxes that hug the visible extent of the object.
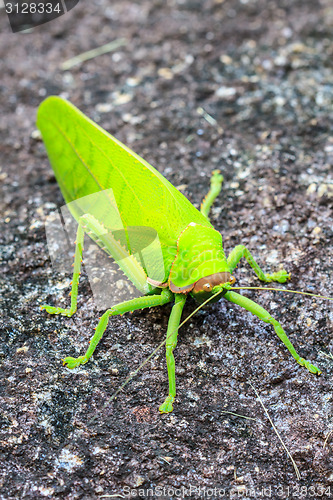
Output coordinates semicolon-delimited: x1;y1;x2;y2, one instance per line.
38;96;321;414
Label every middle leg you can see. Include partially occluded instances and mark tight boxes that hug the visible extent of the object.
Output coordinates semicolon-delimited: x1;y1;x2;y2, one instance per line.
159;293;187;413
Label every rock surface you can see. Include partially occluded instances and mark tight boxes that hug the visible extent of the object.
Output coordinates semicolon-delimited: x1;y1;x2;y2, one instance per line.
0;0;332;498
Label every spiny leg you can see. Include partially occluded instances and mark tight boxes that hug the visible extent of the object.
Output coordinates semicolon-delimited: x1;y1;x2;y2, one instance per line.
224;291;321;374
159;294;187;413
64;289;174;368
227;244;290;283
200;170;224;219
41;221;85;317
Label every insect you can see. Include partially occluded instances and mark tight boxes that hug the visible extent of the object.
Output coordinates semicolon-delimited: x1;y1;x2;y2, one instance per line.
38;96;321;414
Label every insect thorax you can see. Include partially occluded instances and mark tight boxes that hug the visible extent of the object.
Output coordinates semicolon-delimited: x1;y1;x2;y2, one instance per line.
168;223;229;292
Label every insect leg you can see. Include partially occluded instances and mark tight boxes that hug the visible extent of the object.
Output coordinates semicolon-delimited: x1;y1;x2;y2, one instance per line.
227;245;290;283
41;221;85;317
224;291;321;374
159;294;187;413
63;289;174;369
200;170;224;219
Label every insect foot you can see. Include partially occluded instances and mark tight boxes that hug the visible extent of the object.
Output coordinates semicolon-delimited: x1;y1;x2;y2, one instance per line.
159;396;175;414
62;356;88;369
40;304;75;317
298;357;321;375
265;269;291;283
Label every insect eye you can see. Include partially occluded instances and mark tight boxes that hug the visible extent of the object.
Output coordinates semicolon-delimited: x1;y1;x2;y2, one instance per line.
203;283;212;291
229;276;236;285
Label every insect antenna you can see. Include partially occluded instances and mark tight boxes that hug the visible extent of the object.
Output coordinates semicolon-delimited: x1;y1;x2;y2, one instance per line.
89;286;331;423
230;287;333;301
89;289;225;423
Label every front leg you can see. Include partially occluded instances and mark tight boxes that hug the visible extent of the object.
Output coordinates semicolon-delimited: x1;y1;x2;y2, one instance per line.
159;294;187;413
41;221;85;317
224;291;321;374
64;289;174;368
227;245;290;283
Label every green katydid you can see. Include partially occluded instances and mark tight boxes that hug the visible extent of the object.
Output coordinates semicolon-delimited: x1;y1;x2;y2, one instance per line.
38;96;322;414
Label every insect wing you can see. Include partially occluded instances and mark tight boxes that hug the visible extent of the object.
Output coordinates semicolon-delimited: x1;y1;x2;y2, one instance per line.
37;97;212;259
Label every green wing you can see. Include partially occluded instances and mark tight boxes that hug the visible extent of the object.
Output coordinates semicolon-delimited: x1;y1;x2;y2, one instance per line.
37;96;212;279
